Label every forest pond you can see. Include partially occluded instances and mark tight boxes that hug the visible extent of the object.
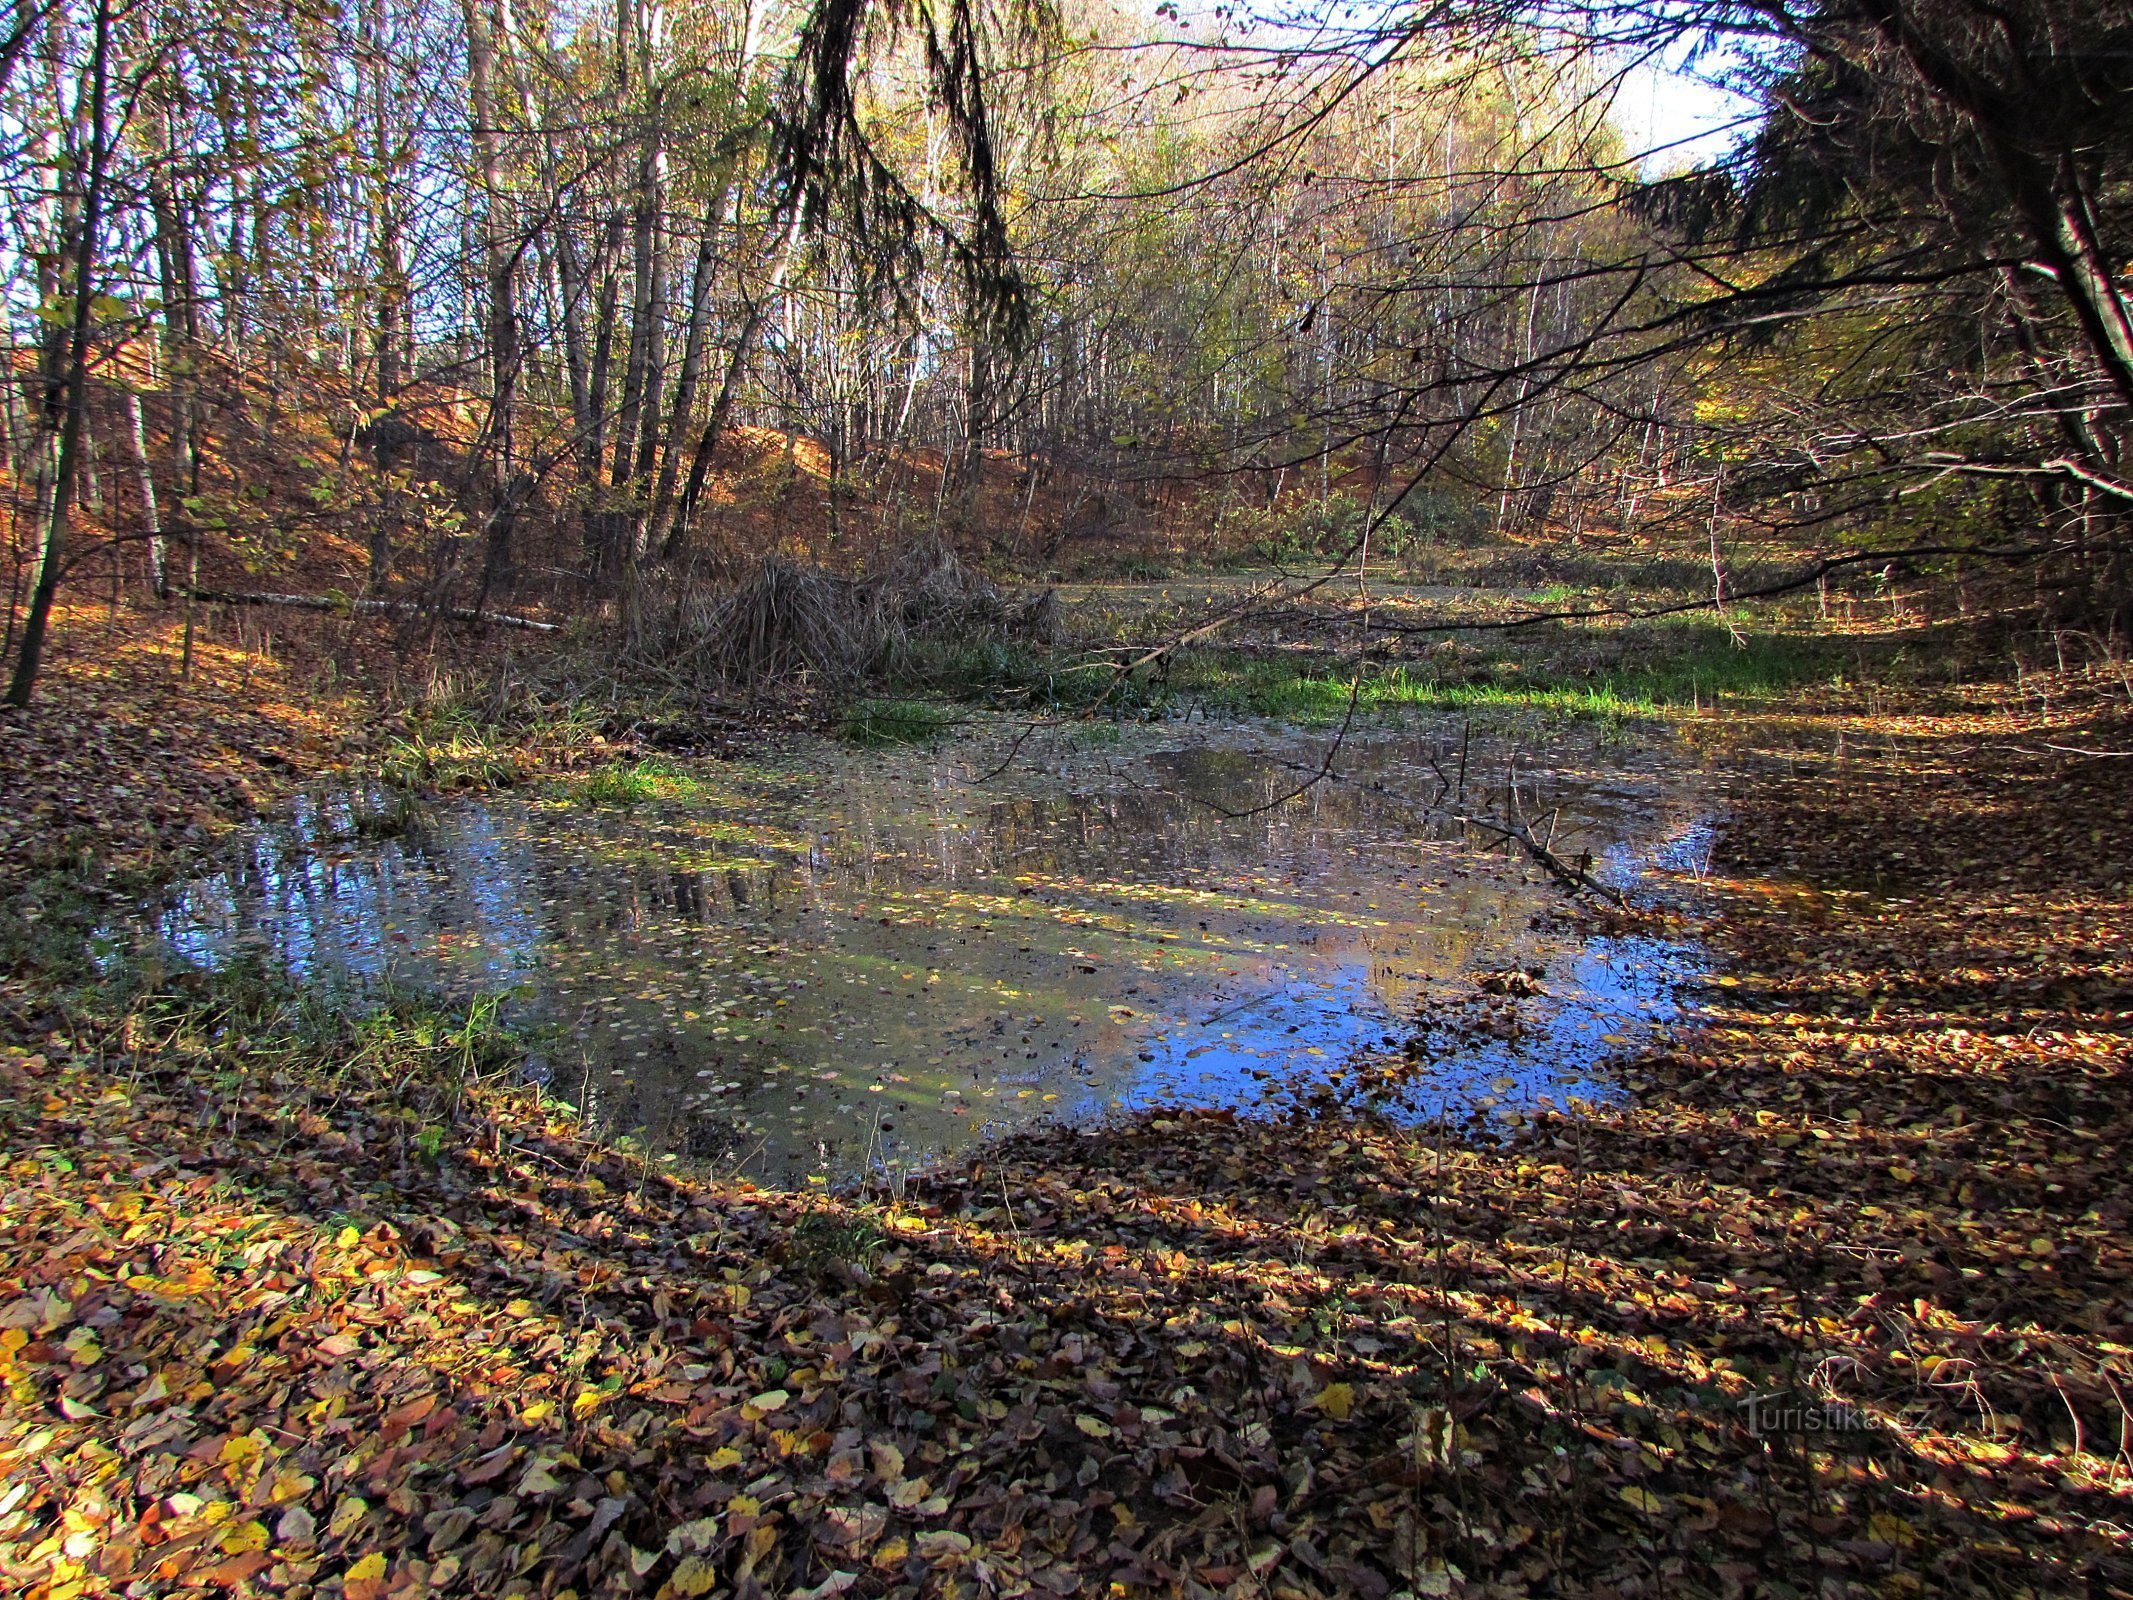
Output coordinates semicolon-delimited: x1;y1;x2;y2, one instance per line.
149;719;1709;1186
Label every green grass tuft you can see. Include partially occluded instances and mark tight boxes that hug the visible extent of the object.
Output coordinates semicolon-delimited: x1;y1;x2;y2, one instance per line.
573;759;702;806
836;699;963;747
375;700;603;793
1167;625;1848;726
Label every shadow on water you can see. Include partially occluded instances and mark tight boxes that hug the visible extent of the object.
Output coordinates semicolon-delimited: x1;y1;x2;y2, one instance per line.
147;719;1711;1185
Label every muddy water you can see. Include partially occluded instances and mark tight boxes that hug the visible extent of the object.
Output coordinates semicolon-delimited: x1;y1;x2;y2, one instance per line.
152;720;1707;1185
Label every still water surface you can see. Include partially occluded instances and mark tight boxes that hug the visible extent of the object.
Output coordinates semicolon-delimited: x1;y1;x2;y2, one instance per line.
153;719;1707;1184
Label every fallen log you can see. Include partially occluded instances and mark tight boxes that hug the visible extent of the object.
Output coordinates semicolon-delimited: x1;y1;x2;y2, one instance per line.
181;588;559;632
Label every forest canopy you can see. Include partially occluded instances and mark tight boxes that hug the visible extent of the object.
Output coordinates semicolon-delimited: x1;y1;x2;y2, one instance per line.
0;0;2126;700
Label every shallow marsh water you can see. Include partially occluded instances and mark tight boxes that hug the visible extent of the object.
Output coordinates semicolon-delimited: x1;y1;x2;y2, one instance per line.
153;718;1708;1185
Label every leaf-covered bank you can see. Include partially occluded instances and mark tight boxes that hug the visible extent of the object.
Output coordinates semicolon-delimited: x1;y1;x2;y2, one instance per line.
3;674;2131;1599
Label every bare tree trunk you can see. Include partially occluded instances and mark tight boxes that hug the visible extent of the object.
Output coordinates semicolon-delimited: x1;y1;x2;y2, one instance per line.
645;0;761;560
146;76;203;660
582;213;626;574
662;211;801;561
587;216;623;468
551;227;594;451
362;0;407;402
121;389;163;596
460;0;521;604
644;225;720;553
7;0;112;707
611;143;661;504
632;158;671;494
943;338;990;535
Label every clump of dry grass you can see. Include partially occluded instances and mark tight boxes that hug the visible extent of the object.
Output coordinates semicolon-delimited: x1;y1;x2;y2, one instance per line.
892;539;1060;639
691;558;887;686
633;542;1058;691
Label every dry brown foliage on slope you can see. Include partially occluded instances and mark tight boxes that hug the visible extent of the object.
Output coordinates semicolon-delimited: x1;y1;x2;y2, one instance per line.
0;602;369;908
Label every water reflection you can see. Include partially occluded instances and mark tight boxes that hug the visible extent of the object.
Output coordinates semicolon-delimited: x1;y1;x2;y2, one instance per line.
152;721;1706;1185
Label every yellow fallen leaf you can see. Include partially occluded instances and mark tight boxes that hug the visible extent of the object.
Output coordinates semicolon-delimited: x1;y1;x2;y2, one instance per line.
327;1496;368;1540
1314;1382;1354;1421
661;1553;718;1599
1869;1512;1918;1548
666;1516;720;1555
219;1520;269;1555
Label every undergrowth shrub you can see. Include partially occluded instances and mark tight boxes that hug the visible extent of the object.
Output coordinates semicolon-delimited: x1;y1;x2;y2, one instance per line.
1214;490;1481;569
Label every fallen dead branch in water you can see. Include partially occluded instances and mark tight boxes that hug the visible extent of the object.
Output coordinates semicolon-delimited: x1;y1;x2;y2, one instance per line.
1244;737;1632;906
1418;746;1630;905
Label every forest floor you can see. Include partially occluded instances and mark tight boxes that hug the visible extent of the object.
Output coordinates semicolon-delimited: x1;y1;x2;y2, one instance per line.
3;590;2132;1598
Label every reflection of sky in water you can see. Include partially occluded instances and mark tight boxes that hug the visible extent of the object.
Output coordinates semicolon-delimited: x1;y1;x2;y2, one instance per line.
150;722;1707;1186
163;796;549;988
1114;931;1693;1120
